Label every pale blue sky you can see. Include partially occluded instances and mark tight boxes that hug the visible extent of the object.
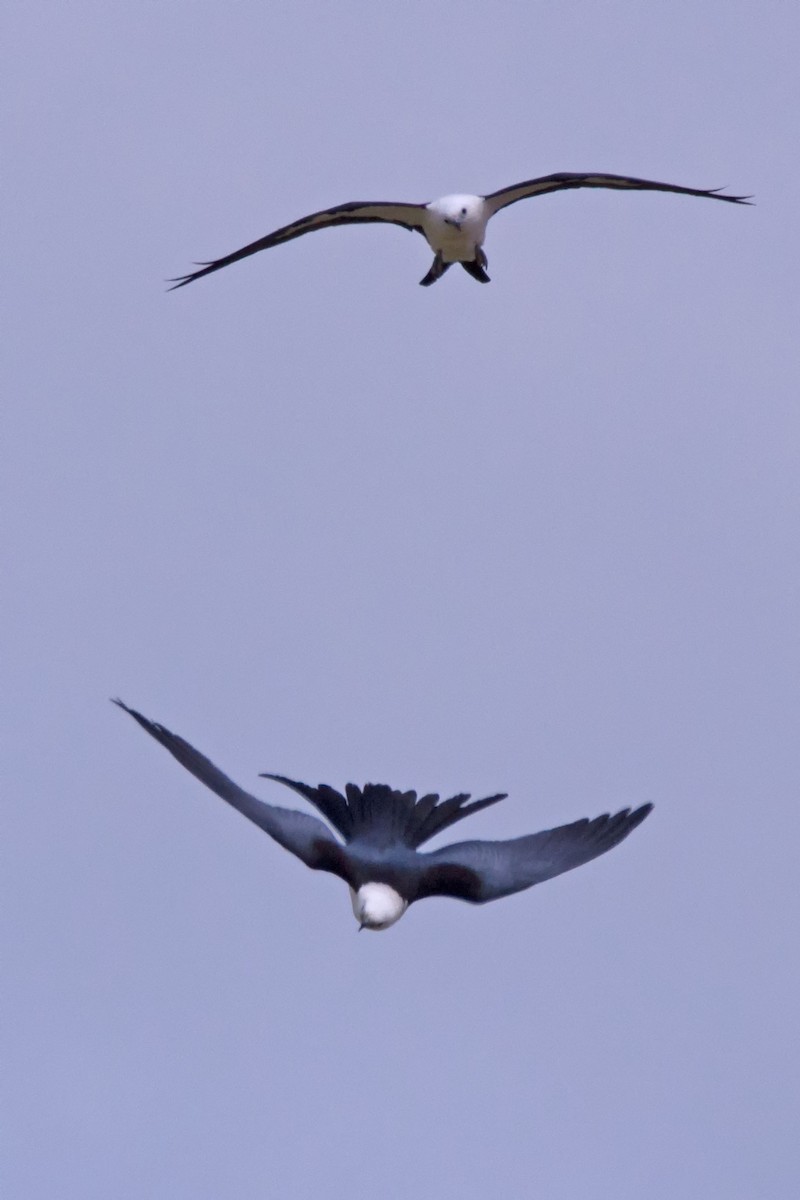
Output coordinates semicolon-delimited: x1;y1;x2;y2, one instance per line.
4;3;799;1197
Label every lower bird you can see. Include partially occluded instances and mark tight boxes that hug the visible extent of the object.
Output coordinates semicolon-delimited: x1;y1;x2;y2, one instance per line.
169;170;749;289
115;700;652;931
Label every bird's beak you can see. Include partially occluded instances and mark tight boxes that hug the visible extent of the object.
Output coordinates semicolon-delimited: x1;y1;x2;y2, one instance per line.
358;923;365;932
444;217;462;230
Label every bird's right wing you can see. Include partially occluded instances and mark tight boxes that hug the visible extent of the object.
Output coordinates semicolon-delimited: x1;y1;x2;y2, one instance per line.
169;200;427;288
113;700;354;882
415;805;653;903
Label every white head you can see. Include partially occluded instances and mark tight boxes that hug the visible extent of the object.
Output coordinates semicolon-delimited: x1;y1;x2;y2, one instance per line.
350;883;408;932
427;193;486;233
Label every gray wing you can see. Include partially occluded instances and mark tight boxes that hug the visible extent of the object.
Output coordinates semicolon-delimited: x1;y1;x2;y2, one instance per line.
113;700;354;882
484;172;751;217
169;200;427;288
415;804;653;903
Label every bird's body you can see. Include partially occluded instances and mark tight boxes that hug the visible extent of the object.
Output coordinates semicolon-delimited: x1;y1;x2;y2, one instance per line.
423;194;488;258
115;700;652;932
169;171;749;289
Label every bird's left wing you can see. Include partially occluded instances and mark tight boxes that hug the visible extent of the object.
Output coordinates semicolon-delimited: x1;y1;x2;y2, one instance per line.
483;172;751;217
415;804;653;903
113;700;354;881
169;201;427;288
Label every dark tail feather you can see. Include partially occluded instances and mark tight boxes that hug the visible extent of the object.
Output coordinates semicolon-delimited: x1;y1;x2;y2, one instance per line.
461;259;490;284
261;773;354;838
419;254;452;287
260;774;508;850
410;791;507;847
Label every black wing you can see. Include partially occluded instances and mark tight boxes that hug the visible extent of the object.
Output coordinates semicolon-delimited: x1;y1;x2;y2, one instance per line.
415;804;653;903
113;700;354;882
484;172;751;217
169;200;427;288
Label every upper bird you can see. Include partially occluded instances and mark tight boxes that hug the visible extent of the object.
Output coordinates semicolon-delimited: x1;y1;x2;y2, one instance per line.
169;171;749;289
115;700;653;931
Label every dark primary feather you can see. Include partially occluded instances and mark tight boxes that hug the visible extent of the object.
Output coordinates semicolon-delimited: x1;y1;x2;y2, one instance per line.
416;804;653;902
484;171;751;216
112;700;353;881
169;200;426;289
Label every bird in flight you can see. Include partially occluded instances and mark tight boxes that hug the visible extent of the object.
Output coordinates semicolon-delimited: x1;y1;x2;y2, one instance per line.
115;700;652;931
169;171;749;290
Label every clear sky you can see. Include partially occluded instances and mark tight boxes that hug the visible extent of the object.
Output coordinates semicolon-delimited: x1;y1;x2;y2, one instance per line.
4;3;798;1197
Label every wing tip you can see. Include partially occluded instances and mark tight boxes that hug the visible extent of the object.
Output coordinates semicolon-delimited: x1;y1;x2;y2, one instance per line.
166;261;219;290
604;802;653;839
166;273;200;291
707;188;754;205
112;696;164;737
607;801;653;826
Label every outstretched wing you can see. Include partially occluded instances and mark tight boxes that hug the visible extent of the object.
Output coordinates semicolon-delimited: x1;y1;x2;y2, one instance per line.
484;172;751;217
415;804;653;903
113;700;354;882
169;200;427;288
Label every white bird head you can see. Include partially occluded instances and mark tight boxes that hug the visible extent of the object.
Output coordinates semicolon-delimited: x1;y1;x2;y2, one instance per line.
350;883;408;932
427;193;484;232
